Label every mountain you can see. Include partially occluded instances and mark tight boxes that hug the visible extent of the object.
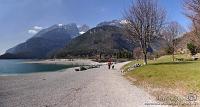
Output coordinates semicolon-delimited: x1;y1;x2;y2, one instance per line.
0;20;167;59
97;19;127;28
78;24;90;34
1;23;80;59
0;53;20;59
55;25;167;58
32;23;79;39
55;25;136;58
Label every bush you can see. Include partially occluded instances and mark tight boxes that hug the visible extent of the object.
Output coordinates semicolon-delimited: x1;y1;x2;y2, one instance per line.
187;43;197;55
165;45;174;55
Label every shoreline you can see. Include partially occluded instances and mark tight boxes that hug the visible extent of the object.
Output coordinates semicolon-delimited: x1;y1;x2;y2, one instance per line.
24;59;101;65
0;67;77;77
0;59;104;76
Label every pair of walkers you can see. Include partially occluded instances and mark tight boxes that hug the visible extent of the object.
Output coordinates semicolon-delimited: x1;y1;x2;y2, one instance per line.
108;59;114;69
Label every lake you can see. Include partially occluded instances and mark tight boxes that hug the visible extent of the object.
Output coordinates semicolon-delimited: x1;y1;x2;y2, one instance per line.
0;60;77;75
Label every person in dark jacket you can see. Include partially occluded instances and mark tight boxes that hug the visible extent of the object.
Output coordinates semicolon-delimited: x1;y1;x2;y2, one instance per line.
108;59;112;69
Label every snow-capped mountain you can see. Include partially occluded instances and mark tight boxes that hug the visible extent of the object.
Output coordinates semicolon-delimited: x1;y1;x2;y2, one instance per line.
97;19;127;27
33;23;79;39
78;24;90;35
5;23;80;58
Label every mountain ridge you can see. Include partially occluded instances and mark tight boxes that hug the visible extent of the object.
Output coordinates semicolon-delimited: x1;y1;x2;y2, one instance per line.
4;23;81;59
0;20;167;59
55;25;167;58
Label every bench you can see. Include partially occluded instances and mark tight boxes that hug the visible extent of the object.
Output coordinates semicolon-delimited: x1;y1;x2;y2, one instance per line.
176;58;184;61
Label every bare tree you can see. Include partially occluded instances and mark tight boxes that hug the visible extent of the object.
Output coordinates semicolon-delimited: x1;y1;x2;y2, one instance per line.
162;21;183;61
184;0;200;37
124;0;166;65
133;47;142;60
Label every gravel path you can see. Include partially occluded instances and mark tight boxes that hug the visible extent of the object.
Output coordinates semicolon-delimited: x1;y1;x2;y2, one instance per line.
0;62;165;107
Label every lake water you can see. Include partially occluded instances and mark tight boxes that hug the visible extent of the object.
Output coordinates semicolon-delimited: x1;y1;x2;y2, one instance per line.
0;60;77;75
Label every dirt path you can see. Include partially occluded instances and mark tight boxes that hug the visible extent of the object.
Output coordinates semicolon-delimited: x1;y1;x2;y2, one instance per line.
0;62;165;107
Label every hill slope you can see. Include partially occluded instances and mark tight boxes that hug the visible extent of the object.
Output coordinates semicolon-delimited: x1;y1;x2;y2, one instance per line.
2;24;80;59
56;25;167;58
56;25;136;57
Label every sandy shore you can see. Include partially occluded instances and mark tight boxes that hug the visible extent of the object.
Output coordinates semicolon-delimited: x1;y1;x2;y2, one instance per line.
24;59;100;65
0;61;163;107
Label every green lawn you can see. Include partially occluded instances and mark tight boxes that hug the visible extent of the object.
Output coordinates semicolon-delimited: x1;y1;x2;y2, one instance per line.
124;55;200;93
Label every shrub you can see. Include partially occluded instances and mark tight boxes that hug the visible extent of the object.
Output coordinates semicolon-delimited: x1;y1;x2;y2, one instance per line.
187;43;197;55
165;45;174;55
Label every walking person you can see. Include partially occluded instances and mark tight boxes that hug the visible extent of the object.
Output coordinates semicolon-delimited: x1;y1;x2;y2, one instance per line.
108;58;112;69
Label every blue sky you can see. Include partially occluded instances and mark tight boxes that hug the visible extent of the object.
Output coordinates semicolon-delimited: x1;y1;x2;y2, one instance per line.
0;0;190;54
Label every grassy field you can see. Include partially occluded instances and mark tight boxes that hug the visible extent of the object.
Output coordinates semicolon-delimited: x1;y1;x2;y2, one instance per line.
124;54;200;95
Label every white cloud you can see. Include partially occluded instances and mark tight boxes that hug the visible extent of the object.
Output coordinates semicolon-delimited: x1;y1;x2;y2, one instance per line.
28;30;38;34
28;26;43;35
33;26;43;30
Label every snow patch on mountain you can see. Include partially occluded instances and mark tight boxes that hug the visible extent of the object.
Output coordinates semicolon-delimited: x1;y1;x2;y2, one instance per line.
78;24;90;34
120;20;128;24
58;24;63;27
79;31;85;34
97;19;127;27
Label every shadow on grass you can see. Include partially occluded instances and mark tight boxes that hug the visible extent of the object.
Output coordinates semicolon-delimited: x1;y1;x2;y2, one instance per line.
150;61;194;65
